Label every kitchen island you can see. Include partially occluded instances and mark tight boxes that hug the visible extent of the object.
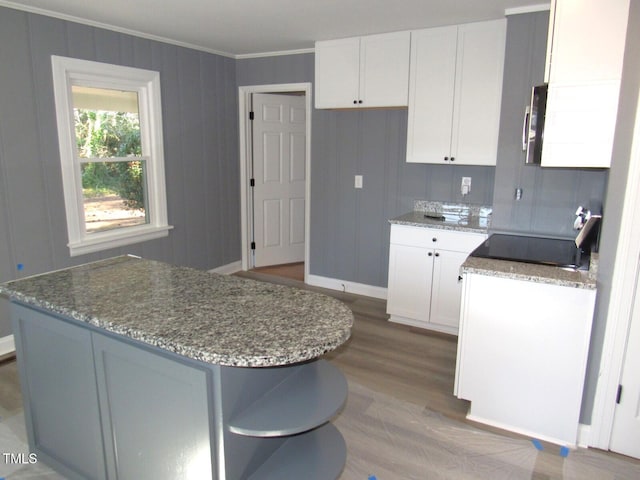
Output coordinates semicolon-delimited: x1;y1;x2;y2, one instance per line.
0;256;353;479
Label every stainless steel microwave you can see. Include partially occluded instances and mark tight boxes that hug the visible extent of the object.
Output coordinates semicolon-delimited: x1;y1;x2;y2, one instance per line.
523;84;548;165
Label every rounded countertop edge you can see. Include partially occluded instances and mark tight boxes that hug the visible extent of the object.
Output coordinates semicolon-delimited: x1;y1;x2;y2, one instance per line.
0;256;355;367
461;257;596;290
4;291;354;367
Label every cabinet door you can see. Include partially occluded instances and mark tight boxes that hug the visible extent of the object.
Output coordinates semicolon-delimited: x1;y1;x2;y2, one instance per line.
406;26;457;164
429;249;468;330
359;31;410;107
12;304;106;480
451;19;506;166
542;82;620;168
456;274;596;445
92;333;215;480
314;38;360;108
541;0;629;168
386;243;433;322
546;0;629;84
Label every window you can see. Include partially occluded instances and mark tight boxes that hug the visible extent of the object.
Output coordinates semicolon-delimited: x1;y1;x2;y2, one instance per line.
51;56;171;256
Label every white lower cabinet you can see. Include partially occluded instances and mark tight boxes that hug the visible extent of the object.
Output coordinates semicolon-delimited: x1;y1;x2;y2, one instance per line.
386;224;486;334
455;273;596;446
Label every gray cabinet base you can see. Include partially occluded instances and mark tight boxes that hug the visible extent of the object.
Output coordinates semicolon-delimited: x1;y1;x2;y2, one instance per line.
11;302;347;479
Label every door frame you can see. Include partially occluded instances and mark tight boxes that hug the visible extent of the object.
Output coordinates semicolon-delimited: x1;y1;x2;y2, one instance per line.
237;83;312;281
590;83;640;450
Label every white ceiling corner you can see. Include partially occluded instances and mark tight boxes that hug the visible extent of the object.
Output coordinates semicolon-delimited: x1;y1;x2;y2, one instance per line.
0;0;550;58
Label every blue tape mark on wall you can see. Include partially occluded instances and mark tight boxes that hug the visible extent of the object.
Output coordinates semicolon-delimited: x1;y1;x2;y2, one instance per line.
531;439;544;451
16;263;24;271
560;446;570;457
368;476;377;480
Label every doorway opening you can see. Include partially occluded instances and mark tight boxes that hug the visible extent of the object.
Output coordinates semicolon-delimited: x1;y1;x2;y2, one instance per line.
238;83;312;283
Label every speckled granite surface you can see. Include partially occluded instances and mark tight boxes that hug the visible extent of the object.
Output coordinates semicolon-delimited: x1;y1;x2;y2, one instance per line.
389;211;490;234
414;201;492;218
461;255;596;290
0;256;354;367
390;201;491;233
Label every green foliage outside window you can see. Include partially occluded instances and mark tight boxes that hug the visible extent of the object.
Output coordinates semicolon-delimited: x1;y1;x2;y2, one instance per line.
75;109;145;209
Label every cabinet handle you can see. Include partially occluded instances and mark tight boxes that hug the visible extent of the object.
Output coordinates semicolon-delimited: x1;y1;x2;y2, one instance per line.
353;100;358;104
428;252;433;257
432;237;437;242
458;275;463;282
435;252;440;257
358;100;363;104
444;156;449;161
522;105;531;151
450;157;455;162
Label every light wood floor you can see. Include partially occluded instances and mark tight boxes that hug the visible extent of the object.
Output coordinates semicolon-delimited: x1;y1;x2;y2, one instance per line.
241;264;470;420
237;267;640;479
2;265;640;479
250;261;305;282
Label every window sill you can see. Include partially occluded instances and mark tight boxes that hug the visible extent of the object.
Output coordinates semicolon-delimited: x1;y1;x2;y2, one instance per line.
68;224;173;257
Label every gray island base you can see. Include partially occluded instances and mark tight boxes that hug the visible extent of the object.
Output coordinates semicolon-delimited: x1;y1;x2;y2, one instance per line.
0;256;354;479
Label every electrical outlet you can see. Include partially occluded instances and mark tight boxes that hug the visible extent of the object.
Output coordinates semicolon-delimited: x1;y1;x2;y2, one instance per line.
354;175;363;189
461;177;471;195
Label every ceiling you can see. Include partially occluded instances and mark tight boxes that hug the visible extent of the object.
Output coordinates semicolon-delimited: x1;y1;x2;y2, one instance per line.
1;0;548;58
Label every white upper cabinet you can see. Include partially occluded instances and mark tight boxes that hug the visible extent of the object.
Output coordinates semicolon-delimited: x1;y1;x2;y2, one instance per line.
542;0;630;168
545;0;629;84
314;31;410;109
407;19;506;165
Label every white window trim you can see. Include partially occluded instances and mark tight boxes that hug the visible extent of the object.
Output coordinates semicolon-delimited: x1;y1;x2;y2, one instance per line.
51;55;172;256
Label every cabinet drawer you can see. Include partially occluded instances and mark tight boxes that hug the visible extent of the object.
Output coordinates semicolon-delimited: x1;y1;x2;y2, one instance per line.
390;224;485;253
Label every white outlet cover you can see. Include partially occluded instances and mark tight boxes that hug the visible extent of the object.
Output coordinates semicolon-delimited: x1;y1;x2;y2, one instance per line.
355;175;363;189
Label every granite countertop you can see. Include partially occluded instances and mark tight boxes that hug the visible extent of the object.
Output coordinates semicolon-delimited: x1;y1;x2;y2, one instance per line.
0;256;354;367
390;211;490;234
461;255;597;290
389;201;492;234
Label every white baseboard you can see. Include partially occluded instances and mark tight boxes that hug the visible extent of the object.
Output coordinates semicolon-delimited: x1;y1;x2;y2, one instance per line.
577;423;591;448
209;260;242;275
466;412;579;448
0;334;15;356
306;274;387;300
389;315;458;336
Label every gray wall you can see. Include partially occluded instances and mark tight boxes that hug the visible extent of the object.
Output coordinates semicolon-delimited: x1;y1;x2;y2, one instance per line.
237;12;610;287
580;0;640;424
238;55;495;288
0;7;240;336
491;12;608;237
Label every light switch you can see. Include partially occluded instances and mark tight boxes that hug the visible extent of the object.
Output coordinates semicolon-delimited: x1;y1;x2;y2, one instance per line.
355;175;363;189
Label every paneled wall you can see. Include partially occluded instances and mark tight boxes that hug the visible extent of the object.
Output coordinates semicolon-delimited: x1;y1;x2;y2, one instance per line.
237;54;495;288
491;12;608;237
0;7;239;336
581;0;640;425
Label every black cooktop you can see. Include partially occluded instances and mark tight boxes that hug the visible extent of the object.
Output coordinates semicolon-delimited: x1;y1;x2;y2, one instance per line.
470;234;586;270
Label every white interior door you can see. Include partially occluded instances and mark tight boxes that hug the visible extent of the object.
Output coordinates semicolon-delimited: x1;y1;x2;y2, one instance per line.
609;261;640;458
251;93;306;268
